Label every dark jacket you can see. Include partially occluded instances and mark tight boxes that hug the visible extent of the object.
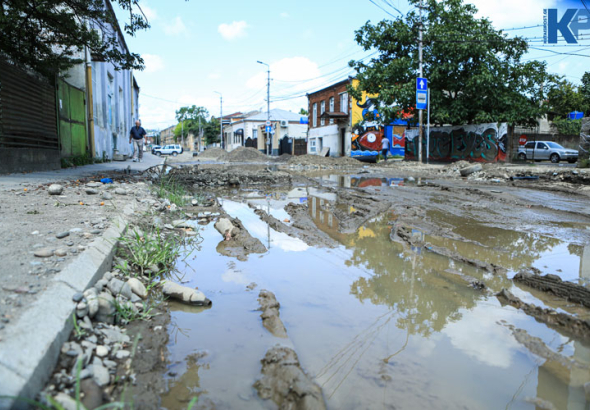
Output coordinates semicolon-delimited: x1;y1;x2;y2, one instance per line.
130;126;147;140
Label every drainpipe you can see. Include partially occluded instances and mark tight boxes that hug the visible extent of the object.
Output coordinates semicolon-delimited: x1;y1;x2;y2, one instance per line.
85;46;96;158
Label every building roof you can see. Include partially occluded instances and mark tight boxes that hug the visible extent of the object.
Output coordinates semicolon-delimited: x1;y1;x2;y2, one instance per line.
307;78;352;97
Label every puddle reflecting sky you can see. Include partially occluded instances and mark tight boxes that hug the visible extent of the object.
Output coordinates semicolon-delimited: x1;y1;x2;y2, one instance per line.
161;187;590;410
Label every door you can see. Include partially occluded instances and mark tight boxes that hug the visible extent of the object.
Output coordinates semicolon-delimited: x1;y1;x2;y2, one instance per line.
340;128;346;156
524;142;535;159
536;142;549;159
58;80;87;158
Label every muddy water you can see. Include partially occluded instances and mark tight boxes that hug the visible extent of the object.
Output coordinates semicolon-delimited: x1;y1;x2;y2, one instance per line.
160;184;590;410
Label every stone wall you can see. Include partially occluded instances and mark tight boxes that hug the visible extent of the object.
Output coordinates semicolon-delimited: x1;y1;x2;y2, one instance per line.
580;117;590;166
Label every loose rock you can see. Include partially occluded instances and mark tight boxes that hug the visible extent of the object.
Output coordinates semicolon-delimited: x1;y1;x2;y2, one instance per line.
127;278;147;299
162;281;212;306
34;249;54;258
56;231;70;239
48;184;64;195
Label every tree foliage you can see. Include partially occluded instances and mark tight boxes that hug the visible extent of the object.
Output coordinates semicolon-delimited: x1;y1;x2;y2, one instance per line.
552;118;582;136
0;0;149;77
349;0;556;126
175;105;208;136
203;117;221;145
547;79;587;117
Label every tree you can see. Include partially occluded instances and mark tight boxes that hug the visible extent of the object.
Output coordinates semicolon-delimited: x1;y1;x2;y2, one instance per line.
1;0;149;77
299;108;308;116
349;0;556;127
203;117;221;145
547;79;587;117
580;72;590;110
175;105;209;135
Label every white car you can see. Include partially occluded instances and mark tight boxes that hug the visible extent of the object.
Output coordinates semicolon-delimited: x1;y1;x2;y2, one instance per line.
153;144;183;157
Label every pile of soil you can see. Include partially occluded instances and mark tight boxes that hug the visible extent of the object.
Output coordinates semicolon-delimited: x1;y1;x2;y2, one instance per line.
273;153;292;163
219;147;268;162
287;154;360;166
195;147;225;160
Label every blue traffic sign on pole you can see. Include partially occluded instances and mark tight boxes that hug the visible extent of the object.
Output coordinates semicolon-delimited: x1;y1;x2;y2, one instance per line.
416;77;428;91
416;90;427;110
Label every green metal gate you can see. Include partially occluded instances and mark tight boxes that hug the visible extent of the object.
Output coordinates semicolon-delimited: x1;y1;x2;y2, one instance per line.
58;79;87;157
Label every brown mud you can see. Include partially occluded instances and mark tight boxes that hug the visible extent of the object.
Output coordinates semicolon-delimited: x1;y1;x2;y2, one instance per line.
253;345;327;410
497;289;590;340
514;268;590;309
214;215;267;261
257;290;288;338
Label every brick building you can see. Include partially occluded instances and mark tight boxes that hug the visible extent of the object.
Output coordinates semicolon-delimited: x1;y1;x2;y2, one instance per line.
307;78;352;156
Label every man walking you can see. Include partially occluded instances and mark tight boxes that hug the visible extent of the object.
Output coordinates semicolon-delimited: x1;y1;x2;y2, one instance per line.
381;135;390;161
129;120;147;162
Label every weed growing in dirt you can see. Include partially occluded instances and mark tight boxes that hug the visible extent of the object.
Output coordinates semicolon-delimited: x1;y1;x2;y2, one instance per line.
71;312;87;340
155;175;189;207
113;298;154;324
117;228;183;277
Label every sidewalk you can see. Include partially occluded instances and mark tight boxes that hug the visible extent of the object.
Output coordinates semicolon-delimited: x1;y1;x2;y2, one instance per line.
0;152;163;189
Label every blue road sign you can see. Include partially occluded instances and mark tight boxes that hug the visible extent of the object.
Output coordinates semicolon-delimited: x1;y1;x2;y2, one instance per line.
416;77;428;91
416;90;427;110
265;126;272;133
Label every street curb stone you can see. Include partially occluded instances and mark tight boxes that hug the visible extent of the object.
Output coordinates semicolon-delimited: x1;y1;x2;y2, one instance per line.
0;216;128;409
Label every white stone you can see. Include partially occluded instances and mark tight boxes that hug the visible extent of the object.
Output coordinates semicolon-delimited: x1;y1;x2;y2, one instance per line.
214;218;236;238
162;281;211;306
95;346;108;357
48;184;64;195
127;278;147;299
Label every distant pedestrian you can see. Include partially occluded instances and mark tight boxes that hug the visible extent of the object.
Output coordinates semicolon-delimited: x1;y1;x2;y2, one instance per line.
129;120;147;162
381;136;390;161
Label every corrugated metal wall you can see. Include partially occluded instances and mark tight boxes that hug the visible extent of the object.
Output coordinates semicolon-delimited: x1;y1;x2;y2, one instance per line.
0;59;59;150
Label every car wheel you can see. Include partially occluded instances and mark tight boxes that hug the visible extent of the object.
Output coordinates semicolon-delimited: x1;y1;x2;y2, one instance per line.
172;152;178;157
157;152;162;156
550;153;560;163
517;153;526;160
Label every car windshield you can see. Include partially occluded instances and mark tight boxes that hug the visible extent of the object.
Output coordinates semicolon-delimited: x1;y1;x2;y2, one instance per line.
546;142;563;149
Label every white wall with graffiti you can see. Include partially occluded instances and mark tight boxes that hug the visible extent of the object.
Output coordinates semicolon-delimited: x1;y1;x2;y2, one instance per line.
406;123;508;162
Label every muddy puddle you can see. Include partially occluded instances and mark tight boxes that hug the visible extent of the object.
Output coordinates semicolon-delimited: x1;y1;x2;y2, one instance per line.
159;179;590;410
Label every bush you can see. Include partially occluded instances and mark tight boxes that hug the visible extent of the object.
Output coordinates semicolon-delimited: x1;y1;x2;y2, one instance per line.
552;118;582;136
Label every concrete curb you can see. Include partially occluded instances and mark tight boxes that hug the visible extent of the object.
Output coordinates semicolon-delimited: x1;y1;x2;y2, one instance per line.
0;216;128;409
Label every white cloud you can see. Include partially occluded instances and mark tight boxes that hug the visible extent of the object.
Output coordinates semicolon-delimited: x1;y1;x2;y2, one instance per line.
218;21;249;40
208;73;221;80
280;12;289;18
142;54;164;74
469;0;556;29
139;3;157;22
163;16;188;36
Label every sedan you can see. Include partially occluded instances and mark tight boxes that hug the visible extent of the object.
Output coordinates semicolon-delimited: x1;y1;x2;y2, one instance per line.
517;141;578;163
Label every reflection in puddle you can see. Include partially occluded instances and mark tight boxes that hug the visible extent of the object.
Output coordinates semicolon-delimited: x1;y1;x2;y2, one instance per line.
160;186;590;410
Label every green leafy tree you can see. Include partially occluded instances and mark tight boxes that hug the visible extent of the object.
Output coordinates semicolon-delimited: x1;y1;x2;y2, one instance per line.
1;0;151;77
203;117;221;145
349;0;556;128
546;80;587;118
299;108;308;116
552;118;582;136
580;72;590;109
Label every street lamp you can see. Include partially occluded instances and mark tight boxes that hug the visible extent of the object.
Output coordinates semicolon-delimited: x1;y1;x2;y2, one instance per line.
214;91;223;149
257;61;271;156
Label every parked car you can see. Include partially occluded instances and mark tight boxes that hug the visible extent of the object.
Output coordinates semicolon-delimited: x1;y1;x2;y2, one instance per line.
152;144;183;157
517;141;578;163
151;145;161;154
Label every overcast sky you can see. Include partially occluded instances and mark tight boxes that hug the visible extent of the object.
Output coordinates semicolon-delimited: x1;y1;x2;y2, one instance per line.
119;0;587;130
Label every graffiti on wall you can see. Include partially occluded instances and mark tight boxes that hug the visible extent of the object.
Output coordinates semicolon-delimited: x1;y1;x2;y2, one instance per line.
405;123;507;162
350;94;406;159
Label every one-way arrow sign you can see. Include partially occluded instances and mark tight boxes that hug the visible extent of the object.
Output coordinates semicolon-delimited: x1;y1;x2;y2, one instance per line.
416;77;428;91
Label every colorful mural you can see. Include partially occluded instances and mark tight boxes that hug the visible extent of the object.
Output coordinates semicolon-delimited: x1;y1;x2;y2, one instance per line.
350;80;406;161
405;123;508;163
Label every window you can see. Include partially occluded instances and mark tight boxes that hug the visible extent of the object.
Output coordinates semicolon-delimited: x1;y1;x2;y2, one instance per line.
310;138;317;152
537;142;547;149
312;103;317;128
107;73;114;130
329;97;334;124
524;142;535;149
253;129;258;139
320;101;325;126
340;93;348;114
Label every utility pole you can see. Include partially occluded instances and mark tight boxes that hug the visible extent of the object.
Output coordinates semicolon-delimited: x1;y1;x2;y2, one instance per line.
418;0;423;163
181;120;184;150
215;91;223;149
258;61;271;156
198;115;202;152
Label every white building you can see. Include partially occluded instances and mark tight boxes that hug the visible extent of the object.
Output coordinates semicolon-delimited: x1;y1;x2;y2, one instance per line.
223;109;308;155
